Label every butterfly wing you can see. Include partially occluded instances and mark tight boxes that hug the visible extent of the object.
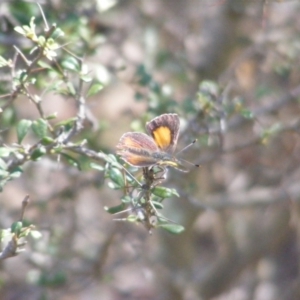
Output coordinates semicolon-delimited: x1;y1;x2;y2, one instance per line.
116;132;159;167
146;113;180;154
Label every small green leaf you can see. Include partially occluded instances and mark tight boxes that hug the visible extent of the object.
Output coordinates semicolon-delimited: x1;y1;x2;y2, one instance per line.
45;113;58;120
121;196;132;203
151;200;163;209
158;223;185;234
0;147;11;158
30;146;47;160
0;169;9;177
80;75;93;82
107;155;123;167
107;168;125;187
19;70;28;82
0;158;7;169
38;60;53;69
127;215;139;222
104;203;126;214
51;27;65;39
41;136;55;145
17;119;32;143
107;182;119;190
32;119;48;139
152;186;179;199
62;57;80;72
90;163;104;171
9;167;23;178
87;82;104;97
0;56;11;68
11;221;23;235
37;35;46;46
0;228;11;239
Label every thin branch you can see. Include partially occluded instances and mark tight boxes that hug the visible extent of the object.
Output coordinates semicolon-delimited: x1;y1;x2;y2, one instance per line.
0;195;30;261
20;195;30;221
0;24;57;111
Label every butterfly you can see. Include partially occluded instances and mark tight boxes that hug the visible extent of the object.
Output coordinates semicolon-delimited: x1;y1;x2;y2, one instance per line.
116;113;197;172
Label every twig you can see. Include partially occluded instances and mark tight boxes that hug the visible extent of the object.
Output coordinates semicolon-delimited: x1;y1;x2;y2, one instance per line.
20;195;30;221
0;24;57;111
0;195;30;260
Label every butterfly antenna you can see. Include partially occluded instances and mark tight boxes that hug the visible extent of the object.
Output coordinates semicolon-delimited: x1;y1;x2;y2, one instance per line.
176;139;200;168
180;158;200;168
176;139;197;155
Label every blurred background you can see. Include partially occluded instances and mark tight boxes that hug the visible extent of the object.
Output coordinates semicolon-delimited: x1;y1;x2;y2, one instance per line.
1;0;300;299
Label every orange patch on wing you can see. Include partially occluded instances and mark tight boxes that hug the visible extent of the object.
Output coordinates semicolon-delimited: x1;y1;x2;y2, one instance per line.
152;126;172;149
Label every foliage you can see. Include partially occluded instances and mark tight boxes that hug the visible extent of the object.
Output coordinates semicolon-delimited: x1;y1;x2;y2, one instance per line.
1;1;300;300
